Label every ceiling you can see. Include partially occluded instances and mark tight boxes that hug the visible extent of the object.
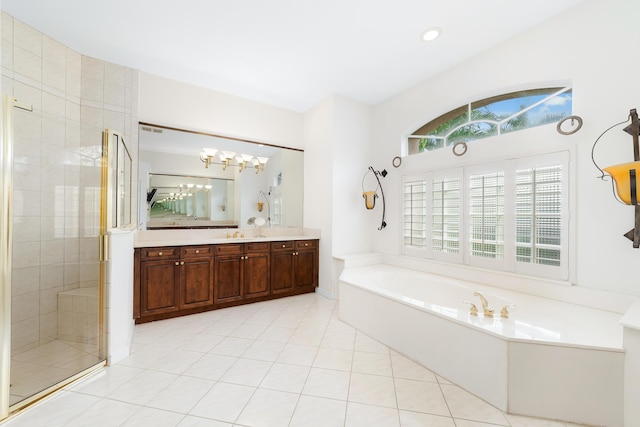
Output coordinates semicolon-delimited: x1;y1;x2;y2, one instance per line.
3;0;585;112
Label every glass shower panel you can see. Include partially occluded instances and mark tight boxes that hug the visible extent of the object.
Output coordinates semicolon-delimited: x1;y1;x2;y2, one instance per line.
8;106;106;408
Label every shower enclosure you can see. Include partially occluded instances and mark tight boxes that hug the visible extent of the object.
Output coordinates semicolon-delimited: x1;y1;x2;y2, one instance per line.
0;14;139;420
0;94;132;418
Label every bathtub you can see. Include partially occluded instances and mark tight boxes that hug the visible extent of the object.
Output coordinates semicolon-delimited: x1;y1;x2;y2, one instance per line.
338;262;626;427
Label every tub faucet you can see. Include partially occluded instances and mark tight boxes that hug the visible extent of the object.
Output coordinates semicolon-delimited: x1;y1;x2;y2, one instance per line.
473;292;494;317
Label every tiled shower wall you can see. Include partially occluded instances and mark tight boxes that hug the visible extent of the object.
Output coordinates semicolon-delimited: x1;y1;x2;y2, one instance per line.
1;12;139;352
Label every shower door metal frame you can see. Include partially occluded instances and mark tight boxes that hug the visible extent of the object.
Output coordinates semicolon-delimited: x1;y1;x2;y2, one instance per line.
0;95;15;421
0;97;114;421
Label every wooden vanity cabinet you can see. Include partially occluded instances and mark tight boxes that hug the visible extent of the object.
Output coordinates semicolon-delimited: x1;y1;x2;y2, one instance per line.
271;240;318;295
213;242;270;305
138;247;180;317
135;239;318;323
179;246;214;309
294;240;318;291
270;241;295;294
136;245;213;319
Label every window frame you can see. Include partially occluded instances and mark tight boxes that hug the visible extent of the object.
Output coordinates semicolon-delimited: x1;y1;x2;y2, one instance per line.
407;86;573;155
401;151;569;281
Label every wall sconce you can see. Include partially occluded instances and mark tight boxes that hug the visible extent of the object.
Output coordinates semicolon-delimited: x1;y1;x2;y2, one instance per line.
362;166;387;230
593;108;640;247
258;190;271;226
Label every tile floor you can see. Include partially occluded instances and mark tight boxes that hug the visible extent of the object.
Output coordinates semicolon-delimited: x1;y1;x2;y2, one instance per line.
2;293;587;427
9;340;101;406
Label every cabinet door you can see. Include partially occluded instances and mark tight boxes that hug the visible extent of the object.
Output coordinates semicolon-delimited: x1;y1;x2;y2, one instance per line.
180;257;214;309
214;255;243;304
244;252;270;299
140;260;179;316
271;250;294;294
295;249;318;289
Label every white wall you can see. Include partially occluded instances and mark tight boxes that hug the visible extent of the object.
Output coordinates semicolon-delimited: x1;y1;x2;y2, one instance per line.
303;97;334;295
303;94;374;297
370;0;640;297
139;73;304;149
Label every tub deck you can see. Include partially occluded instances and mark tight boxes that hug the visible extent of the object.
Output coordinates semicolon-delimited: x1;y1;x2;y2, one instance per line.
339;264;623;350
338;262;625;427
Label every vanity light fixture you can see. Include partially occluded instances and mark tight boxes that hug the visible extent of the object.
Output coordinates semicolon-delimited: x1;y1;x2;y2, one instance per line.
236;154;254;172
199;148;268;173
200;148;218;168
421;27;442;42
219;151;236;170
252;157;269;174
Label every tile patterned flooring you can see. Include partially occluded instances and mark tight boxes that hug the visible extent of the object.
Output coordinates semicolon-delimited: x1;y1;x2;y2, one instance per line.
2;293;587;427
9;340;101;406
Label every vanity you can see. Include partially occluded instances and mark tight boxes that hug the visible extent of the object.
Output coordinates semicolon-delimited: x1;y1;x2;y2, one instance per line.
133;229;319;323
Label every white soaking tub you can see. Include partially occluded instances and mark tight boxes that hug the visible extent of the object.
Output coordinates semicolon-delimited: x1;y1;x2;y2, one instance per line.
338;263;625;427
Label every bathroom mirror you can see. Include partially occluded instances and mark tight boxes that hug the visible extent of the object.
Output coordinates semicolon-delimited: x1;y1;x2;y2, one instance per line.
139;124;304;229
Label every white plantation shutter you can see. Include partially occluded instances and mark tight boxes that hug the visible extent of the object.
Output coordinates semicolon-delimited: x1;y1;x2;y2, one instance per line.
432;176;461;255
402;151;568;281
403;179;427;250
468;171;505;260
515;165;562;266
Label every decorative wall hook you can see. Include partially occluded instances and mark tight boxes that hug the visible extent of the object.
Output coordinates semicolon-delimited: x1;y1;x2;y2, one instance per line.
362;166;387;230
592;108;640;248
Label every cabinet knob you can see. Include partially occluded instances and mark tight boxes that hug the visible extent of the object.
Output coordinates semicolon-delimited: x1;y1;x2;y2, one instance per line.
282;244;286;248
158;251;163;256
305;243;308;247
181;261;185;265
175;261;179;265
195;250;200;254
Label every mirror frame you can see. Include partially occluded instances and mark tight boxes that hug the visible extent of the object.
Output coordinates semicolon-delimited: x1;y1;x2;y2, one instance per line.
138;122;304;230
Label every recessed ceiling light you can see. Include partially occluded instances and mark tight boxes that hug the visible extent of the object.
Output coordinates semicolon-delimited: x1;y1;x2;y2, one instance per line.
422;27;442;42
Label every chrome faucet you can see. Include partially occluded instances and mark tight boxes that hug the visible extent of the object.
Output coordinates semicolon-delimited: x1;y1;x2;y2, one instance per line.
473;292;494;317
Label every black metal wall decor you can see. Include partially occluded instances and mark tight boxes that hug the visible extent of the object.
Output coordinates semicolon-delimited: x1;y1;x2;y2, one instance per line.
362;166;387;230
592;108;640;248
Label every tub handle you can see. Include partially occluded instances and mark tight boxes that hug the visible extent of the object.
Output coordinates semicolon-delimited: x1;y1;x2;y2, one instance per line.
463;301;478;316
500;304;515;319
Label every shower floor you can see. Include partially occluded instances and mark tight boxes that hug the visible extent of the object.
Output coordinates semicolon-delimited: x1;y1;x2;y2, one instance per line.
9;339;102;407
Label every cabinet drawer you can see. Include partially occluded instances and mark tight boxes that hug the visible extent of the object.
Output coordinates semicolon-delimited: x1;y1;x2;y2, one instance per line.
295;240;317;250
271;241;294;251
182;245;213;257
215;244;244;255
246;242;270;253
140;247;180;260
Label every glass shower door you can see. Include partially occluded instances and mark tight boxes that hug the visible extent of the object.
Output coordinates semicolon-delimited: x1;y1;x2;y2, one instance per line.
1;95;108;415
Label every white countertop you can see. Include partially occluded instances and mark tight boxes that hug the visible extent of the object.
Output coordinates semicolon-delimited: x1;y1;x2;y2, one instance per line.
134;227;320;248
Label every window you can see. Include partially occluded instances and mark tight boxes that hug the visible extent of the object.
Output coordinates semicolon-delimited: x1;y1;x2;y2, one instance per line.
403;179;427;250
432;176;461;255
402;152;568;280
408;87;572;154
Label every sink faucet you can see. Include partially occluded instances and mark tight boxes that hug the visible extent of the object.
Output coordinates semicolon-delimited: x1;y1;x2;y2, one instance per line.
473;292;494;317
232;231;239;238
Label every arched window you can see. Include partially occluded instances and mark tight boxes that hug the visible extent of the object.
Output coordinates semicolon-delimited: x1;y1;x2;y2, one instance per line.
408;87;572;154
